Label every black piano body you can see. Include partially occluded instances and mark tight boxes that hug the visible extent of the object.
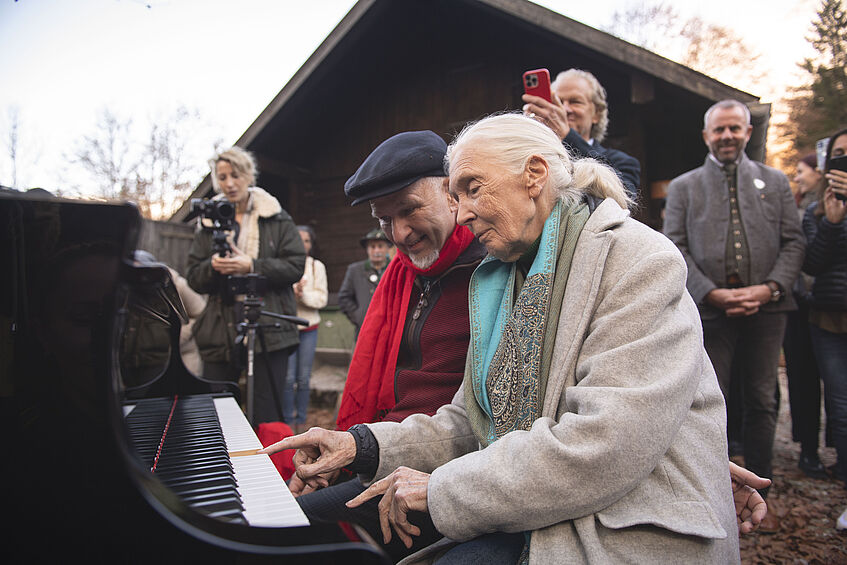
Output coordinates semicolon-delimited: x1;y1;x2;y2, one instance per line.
0;190;389;564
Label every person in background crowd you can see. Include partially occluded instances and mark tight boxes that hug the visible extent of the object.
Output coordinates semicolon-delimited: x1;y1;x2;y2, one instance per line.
337;228;393;343
522;68;641;201
286;225;328;434
784;153;827;478
186;146;305;427
123;251;208;381
795;153;825;209
663;100;805;514
801;128;847;530
169;266;207;376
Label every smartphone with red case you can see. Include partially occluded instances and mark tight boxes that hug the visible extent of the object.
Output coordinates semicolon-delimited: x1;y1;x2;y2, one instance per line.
523;68;552;103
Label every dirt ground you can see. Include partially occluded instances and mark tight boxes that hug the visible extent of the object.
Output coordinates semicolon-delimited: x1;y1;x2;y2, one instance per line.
302;369;847;564
302;406;337;435
739;369;847;564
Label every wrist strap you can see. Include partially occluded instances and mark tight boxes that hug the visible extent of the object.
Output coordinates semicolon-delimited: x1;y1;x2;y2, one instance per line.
346;424;379;476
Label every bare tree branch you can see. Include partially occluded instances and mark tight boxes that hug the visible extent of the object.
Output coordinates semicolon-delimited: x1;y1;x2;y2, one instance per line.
603;2;765;93
71;105;212;219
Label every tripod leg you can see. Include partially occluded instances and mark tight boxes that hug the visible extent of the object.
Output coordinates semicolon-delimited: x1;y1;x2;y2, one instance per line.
245;329;255;425
256;326;286;424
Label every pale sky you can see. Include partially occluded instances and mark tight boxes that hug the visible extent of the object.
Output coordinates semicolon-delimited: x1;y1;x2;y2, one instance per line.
0;0;821;194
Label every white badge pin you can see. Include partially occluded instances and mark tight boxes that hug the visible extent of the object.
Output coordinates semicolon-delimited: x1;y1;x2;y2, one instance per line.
369;273;378;283
753;178;766;189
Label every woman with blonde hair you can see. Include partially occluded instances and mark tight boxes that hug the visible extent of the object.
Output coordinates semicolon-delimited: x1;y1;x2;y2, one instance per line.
186;146;305;426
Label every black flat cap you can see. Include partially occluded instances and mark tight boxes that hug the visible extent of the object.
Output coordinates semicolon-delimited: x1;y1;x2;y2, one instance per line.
360;227;391;247
344;130;447;206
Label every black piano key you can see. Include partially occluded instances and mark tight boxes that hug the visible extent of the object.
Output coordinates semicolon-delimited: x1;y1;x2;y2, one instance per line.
124;394;250;522
156;454;232;468
178;484;243;502
194;497;246;517
155;463;234;479
167;483;242;505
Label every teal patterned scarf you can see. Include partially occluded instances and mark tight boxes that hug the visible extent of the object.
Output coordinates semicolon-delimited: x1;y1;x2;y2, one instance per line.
465;199;589;447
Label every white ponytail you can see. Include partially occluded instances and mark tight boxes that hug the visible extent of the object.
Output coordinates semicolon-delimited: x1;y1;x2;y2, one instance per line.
571;158;631;209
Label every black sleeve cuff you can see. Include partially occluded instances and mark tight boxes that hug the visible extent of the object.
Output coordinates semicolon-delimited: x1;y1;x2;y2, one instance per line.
346;424;380;476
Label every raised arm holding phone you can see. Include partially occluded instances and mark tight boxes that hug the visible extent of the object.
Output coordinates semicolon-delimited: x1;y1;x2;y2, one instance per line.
521;68;641;200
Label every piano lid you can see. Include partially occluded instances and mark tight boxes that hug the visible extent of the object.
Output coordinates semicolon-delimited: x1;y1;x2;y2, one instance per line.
0;190;388;563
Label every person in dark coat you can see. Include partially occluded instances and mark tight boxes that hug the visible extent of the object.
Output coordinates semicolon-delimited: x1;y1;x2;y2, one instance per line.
784;153;827;478
521;68;641;201
337;227;393;341
802;128;847;530
186;146;305;426
803;129;847;483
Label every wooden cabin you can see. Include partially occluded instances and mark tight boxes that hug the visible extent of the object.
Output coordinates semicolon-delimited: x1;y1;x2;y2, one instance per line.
173;0;769;296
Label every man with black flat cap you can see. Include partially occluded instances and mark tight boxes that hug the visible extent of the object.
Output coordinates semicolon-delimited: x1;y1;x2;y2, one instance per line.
289;130;486;562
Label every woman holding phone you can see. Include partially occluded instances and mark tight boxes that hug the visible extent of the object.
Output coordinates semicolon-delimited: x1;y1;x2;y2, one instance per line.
801;128;847;529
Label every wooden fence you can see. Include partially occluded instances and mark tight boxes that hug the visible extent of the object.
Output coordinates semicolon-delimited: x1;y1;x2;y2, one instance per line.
136;219;195;276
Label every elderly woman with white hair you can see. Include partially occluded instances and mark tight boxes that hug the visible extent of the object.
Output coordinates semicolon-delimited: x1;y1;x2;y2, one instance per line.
186;146;305;427
263;114;743;563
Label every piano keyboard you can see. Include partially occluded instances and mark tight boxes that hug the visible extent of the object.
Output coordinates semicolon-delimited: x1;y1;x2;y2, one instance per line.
214;397;310;527
124;394;309;528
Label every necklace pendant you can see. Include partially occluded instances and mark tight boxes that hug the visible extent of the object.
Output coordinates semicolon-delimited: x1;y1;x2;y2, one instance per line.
412;282;431;320
412;295;427;320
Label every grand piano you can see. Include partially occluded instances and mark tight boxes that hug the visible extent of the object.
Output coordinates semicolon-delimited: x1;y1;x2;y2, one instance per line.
1;190;389;563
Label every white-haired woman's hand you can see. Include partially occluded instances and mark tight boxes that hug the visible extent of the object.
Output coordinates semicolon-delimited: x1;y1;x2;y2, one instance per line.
729;461;771;534
259;427;357;491
346;466;430;549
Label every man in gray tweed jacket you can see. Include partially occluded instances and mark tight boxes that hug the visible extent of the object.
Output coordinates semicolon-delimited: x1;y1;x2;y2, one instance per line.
663;99;805;515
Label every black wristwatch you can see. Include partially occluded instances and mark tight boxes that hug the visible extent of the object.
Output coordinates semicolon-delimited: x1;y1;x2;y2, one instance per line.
765;281;782;303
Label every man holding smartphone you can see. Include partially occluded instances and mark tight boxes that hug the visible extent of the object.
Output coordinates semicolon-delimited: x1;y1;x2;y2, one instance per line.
522;68;641;201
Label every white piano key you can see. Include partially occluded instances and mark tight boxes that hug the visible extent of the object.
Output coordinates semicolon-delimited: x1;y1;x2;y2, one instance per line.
231;454;309;527
213;396;263;452
213;396;309;527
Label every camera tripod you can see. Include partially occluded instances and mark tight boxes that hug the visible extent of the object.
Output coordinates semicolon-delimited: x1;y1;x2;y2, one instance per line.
236;293;308;425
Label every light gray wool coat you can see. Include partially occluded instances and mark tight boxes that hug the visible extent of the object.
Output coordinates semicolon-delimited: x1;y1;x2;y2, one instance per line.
366;199;740;564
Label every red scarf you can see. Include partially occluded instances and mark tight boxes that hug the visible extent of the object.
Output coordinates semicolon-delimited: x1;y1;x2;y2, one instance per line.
336;224;475;430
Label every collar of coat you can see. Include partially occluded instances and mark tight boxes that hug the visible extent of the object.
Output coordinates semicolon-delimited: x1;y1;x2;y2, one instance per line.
207;186;282;220
581;197;630;234
704;151;749;172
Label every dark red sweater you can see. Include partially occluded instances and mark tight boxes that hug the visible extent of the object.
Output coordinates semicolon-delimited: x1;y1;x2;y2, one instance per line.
378;239;486;423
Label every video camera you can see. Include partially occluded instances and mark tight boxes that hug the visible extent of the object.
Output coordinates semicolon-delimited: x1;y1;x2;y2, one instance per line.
188;198;235;225
186;198;236;257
